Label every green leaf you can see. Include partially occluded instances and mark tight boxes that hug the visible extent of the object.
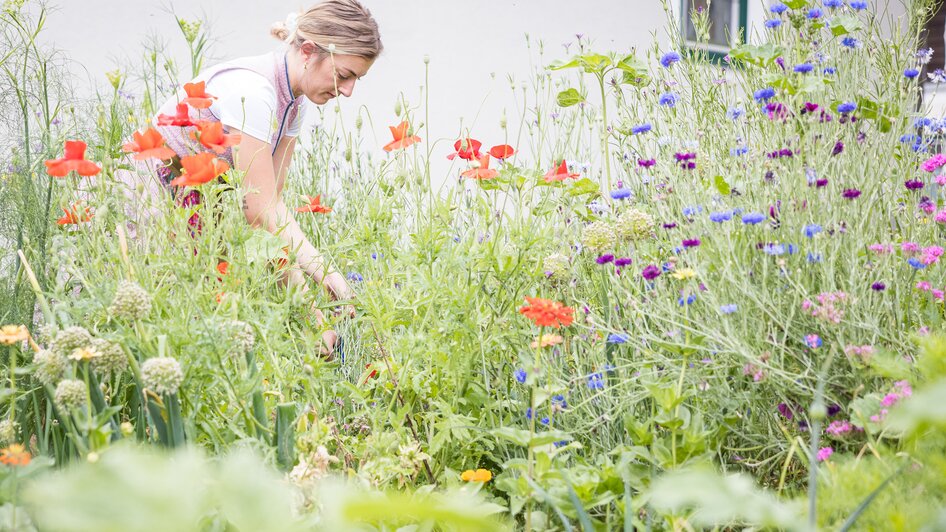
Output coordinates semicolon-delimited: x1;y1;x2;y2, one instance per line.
886;381;946;433
829;14;863;36
568;178;600;197
243;229;285;265
577;53;612;73
713;175;731;195
529;430;572;448
616;54;651;86
492;427;531;446
783;0;809;8
549;58;581;71
728;43;785;68
557;88;585;107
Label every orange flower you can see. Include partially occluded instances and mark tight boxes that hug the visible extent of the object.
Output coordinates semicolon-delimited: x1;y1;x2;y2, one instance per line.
296;195;333;213
530;334;564;348
45;140;101;177
382;121;421;152
460;468;492;482
543;160;580;183
0;444;30;467
518;297;574;328
461;154;499;180
190;121;241;154
57;204;93;225
169;152;229;187
156;102;195;127
489;144;515;160
181;81;216;109
0;325;29;346
447;137;482;160
122;128;177;161
216;261;229;280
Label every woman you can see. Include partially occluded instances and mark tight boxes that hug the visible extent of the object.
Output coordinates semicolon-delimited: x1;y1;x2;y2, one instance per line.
122;0;381;355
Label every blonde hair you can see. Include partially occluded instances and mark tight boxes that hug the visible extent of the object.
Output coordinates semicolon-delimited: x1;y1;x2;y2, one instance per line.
270;0;382;59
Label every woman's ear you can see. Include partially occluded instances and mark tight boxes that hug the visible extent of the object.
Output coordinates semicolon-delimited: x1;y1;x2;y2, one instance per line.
299;41;319;61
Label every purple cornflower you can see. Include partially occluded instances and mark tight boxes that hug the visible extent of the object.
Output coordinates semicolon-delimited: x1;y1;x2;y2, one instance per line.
682;238;701;248
663;222;677;229
905;179;924;190
767;148;794;158
596;254;615;264
815;178;829;187
641;265;661;280
832;141;844;155
638;158;656;168
842;188;861;199
615;257;633;267
871;282;886;291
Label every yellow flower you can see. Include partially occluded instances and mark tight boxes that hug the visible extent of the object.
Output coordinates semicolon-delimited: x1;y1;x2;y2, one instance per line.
530;334;564;349
0;325;29;346
671;268;696;280
68;347;101;362
461;468;492;482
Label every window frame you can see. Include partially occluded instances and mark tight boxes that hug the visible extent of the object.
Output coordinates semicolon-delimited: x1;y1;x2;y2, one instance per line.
680;0;749;61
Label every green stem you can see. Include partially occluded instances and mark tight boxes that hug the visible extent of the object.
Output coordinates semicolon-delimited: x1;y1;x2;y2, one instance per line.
598;73;612;190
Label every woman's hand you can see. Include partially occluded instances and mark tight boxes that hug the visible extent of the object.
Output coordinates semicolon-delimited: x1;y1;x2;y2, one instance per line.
308;303;340;359
322;271;356;318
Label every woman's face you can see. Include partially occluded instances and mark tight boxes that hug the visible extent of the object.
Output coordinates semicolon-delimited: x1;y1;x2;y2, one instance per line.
297;44;374;105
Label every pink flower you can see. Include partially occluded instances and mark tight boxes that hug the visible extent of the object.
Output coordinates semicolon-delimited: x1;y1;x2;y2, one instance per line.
817;447;833;462
902;242;920;253
868;243;893;254
826;420;852;435
933;289;944;300
880;393;900;407
921;153;946;172
937;175;946;186
916;281;932;291
936;210;946;224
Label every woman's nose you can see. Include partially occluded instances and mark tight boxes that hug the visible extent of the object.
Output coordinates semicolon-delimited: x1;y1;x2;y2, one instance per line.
339;79;355;97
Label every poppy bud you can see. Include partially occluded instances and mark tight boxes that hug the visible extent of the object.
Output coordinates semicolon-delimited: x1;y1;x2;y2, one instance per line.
394;100;402;117
106;69;122;90
355;115;363;129
120;422;134;437
423;54;430;64
344;147;352;161
809;402;827;421
500;113;507;129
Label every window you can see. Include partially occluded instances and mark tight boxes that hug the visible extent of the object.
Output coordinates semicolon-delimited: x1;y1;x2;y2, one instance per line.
681;0;748;55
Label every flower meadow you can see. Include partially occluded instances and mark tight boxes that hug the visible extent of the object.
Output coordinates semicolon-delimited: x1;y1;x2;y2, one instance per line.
3;0;946;530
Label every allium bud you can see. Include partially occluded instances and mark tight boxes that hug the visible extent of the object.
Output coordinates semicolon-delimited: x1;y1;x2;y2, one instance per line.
0;419;17;445
33;349;67;387
543;253;571;280
90;338;128;376
226;320;256;359
53;326;92;356
614;208;655;241
108;280;152;320
55;379;88;411
141;357;184;395
580;221;616;253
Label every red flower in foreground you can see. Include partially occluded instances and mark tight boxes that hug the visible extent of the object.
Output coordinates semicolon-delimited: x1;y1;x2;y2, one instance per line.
543;160;580;183
45;140;101;177
190;121;241;154
447;137;482;160
123;128;177;161
181;81;216;109
383;121;421;152
296;194;333;213
489;144;515;160
57;204;93;225
169;152;229;187
156;103;195;127
518;297;574;328
461;154;499;180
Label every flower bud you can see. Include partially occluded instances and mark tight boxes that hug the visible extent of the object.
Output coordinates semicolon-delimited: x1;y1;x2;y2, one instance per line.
55;379;88;411
141;357;184;395
108;280;152;320
423;54;430;65
809;402;827;421
53;326;92;356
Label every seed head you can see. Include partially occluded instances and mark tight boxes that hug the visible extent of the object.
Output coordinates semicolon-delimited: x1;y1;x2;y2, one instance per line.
53;326;92;356
581;221;616;253
90;338;128;376
33;349;67;387
614;208;655;241
55;379;88;411
141;357;184;395
109;280;152;320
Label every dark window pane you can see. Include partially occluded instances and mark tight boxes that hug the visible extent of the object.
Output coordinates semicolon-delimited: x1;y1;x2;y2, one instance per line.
683;0;737;48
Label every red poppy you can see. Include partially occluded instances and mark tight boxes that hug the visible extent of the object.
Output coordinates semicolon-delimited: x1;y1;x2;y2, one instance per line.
181;81;216;109
216;261;229;280
382;121;421;152
461;154;499;180
447;137;482;160
518;297;575;328
190;121;241;154
296;194;333;213
169;152;229;187
489;144;515;160
543;160;580;183
361;363;379;385
57;204;93;225
122;128;177;161
156;103;195;127
45;140;101;177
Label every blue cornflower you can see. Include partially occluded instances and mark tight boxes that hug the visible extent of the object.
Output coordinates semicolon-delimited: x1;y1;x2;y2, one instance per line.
824;0;843;8
770;2;788;14
787;244;798;255
841;36;861;48
804;334;823;349
552;394;568;409
660;51;682;67
553;440;569;448
803;224;823;238
765;19;782;29
607;333;629;344
514;368;527;384
905;68;920;79
587;373;605;390
742;212;766;225
808;7;823;18
659;92;679;107
807;252;822;263
914;117;933;128
371;252;380;260
823;66;837;75
850;0;868;9
347;272;364;282
726;106;745;120
682;205;703;217
678;294;697;306
763;244;786;255
631;123;652;134
730;145;749;156
837;101;857;114
720;304;738;314
610;188;632;200
753;87;776;102
908;257;926;269
794;63;814;73
709;211;733;223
